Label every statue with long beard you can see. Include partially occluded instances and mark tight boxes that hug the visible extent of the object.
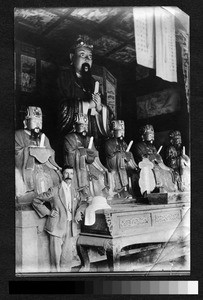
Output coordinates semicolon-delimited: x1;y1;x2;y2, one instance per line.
15;106;62;202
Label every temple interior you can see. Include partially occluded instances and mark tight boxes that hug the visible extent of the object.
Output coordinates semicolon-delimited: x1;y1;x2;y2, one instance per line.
14;7;190;273
14;7;189;156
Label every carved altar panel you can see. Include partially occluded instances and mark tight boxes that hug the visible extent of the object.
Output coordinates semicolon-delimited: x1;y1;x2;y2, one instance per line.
119;213;151;229
152;209;181;226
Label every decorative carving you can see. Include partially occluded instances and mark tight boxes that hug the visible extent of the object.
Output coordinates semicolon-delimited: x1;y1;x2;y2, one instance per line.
103;239;113;252
154;211;180;224
119;214;151;229
104;212;113;235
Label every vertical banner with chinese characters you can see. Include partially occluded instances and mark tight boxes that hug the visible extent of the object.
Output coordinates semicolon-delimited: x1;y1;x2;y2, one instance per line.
21;55;36;92
155;7;177;82
133;7;155;69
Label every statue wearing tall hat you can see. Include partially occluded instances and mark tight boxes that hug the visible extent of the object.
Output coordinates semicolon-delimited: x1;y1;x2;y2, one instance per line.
57;35;114;155
15;106;62;201
63;112;110;204
164;130;190;192
134;124;177;194
105;120;138;199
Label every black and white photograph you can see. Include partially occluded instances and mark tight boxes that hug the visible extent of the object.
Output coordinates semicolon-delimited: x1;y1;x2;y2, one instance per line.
14;6;190;275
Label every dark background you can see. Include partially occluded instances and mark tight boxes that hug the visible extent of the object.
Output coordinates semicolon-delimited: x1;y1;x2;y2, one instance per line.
0;0;203;298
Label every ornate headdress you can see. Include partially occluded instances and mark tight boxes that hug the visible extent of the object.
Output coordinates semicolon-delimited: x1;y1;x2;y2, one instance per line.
74;113;88;125
70;35;94;53
169;130;181;139
111;120;125;130
141;124;154;135
25;106;42;120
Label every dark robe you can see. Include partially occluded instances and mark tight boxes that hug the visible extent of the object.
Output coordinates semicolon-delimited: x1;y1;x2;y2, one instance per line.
64;132;109;200
165;145;190;191
57;66;114;144
15;129;61;195
105;138;137;193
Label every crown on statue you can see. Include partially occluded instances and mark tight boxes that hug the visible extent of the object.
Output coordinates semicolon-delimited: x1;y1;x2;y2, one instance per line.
169;130;181;139
70;35;94;53
74;113;88;125
25;106;42;119
141;124;154;134
111;120;125;130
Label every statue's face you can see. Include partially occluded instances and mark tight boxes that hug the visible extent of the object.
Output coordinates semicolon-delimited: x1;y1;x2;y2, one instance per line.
143;130;154;143
72;46;93;74
76;123;88;135
112;120;125;139
25;107;42;133
114;128;125;139
171;134;182;148
27;116;42;133
75;113;88;135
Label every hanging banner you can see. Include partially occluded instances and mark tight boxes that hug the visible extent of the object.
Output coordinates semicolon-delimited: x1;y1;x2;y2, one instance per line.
155;7;177;82
133;7;155;69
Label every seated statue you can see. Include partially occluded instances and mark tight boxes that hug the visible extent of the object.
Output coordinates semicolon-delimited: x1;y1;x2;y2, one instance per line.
165;130;190;192
134;124;177;194
15;106;62;202
63;113;110;201
105;120;138;199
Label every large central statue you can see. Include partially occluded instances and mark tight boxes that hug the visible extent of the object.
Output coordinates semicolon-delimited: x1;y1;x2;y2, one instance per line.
57;35;114;151
63;112;110;201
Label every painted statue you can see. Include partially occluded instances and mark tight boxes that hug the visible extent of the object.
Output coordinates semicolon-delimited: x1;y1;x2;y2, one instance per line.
57;35;114;152
165;130;190;192
15;106;62;201
105;120;138;199
63;112;110;202
134;124;177;194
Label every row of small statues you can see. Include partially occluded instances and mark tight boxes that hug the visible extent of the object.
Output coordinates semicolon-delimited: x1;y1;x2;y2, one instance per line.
15;106;190;201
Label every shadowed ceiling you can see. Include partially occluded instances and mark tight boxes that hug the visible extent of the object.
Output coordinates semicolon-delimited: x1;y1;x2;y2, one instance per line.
14;7;188;67
15;7;137;65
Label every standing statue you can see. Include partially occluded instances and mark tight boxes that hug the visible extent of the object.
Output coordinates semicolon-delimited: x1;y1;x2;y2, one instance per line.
134;124;177;194
63;112;110;202
165;130;190;192
15;106;62;201
105;120;138;199
57;35;114;151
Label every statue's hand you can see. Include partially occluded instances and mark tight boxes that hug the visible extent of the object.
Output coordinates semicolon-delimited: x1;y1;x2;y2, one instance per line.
75;210;83;224
86;149;97;164
49;208;59;218
125;152;132;162
92;93;102;112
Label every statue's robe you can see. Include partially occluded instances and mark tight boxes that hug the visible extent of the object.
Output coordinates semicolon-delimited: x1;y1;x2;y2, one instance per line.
134;141;177;193
165;145;190;192
105;138;137;193
64;133;109;199
15;129;61;195
57;66;114;143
